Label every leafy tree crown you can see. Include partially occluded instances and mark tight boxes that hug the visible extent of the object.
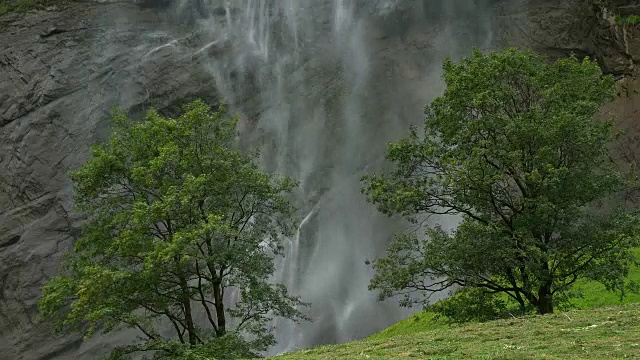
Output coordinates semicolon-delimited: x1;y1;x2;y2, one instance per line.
362;48;640;315
39;100;307;359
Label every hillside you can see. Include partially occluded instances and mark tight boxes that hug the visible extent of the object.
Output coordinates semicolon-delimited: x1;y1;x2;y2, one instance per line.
368;248;640;340
273;249;640;359
273;303;640;359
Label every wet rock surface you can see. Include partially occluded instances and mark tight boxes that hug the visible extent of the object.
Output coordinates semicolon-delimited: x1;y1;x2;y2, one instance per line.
498;0;640;201
0;2;218;359
498;0;640;75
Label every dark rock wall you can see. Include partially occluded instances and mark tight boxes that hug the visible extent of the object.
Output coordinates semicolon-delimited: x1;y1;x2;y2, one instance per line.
0;2;218;358
497;0;640;197
497;0;640;75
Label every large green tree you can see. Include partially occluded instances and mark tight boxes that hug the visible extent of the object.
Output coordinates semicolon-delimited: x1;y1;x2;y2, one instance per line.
39;100;307;359
362;48;640;315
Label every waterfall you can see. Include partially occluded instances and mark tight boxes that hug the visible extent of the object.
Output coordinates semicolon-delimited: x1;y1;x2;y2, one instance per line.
179;0;497;353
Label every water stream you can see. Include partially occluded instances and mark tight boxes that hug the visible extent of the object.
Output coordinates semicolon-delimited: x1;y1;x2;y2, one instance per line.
176;0;496;353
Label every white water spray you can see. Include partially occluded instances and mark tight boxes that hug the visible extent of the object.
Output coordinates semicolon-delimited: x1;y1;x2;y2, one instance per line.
185;0;497;353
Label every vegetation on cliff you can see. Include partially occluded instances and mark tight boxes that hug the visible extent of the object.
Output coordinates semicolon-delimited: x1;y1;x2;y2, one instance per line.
38;100;307;359
616;15;640;26
362;48;640;316
0;0;68;15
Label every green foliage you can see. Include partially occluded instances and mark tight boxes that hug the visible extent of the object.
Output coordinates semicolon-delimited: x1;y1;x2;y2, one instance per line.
567;247;640;309
107;334;256;360
426;288;514;323
171;334;255;360
39;100;307;359
370;248;640;340
362;48;640;315
0;0;67;15
616;15;640;25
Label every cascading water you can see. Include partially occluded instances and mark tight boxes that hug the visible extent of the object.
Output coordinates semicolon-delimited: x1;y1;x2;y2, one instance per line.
63;1;496;357
178;0;498;353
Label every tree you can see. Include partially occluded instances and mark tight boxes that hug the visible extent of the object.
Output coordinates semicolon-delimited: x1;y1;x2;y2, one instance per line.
362;48;640;315
39;100;307;359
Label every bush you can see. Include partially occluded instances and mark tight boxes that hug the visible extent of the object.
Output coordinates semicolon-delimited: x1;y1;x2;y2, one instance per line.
105;334;258;360
161;334;257;360
427;288;523;323
616;15;640;25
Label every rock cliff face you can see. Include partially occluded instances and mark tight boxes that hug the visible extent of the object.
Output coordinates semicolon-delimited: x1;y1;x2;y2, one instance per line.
496;0;640;196
0;2;219;358
498;0;640;75
1;1;639;359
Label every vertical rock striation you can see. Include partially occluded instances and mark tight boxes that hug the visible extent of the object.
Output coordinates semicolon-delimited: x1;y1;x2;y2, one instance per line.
0;2;219;358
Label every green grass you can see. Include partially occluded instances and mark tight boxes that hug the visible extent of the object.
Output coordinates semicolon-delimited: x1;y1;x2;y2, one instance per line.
370;248;640;340
367;311;447;341
569;248;640;309
273;249;640;359
274;303;640;359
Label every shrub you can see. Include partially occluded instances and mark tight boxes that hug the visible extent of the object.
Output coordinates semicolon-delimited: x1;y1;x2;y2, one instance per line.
616;15;640;25
426;288;515;323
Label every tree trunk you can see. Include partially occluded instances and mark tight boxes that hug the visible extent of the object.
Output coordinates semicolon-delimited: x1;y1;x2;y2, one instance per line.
514;291;526;315
213;281;226;336
179;275;198;345
536;285;554;315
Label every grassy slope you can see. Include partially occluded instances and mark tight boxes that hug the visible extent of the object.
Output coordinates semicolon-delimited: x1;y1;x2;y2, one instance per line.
273;249;640;359
569;248;640;309
275;303;640;359
366;248;640;342
367;311;446;341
